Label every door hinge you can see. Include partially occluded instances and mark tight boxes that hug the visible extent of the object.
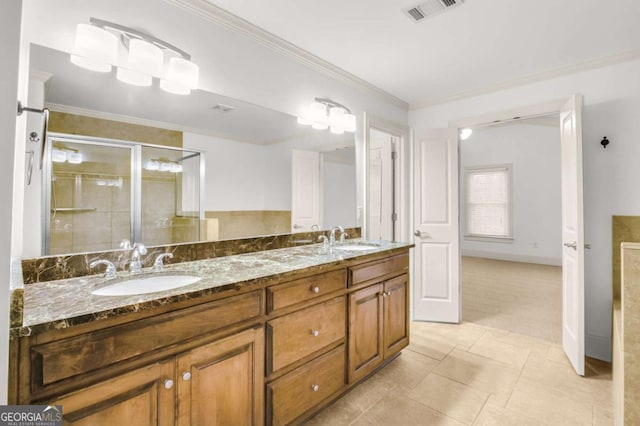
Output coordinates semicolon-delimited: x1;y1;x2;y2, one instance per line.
391;151;397;160
392;213;398;222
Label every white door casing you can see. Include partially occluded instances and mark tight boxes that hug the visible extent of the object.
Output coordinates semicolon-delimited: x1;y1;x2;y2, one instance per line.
413;128;460;323
560;94;585;376
291;150;321;233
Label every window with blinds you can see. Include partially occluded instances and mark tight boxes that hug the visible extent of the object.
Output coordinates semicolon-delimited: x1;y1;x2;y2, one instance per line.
464;165;512;239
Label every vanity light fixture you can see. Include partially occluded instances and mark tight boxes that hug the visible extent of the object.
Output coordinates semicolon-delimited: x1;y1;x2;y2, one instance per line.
71;17;199;95
144;159;182;173
51;147;83;164
297;98;356;133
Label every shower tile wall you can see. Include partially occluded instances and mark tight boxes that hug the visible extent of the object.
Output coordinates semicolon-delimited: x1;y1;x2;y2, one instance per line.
50;172;131;254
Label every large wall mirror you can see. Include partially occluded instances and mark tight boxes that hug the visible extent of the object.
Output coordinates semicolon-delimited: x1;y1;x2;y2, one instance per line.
22;33;357;256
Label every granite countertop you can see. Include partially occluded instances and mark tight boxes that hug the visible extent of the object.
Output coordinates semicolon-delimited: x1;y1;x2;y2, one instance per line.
12;239;412;337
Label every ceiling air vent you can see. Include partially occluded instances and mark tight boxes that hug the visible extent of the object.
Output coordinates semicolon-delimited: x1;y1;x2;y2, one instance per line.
210;103;236;113
403;0;464;22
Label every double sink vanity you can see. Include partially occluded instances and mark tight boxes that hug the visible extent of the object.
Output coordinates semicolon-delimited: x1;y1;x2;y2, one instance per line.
9;232;413;425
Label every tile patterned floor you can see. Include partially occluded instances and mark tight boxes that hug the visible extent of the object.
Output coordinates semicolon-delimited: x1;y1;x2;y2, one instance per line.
305;321;613;425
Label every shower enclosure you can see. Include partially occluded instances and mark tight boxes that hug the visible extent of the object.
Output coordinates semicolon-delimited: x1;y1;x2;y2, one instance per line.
43;134;204;255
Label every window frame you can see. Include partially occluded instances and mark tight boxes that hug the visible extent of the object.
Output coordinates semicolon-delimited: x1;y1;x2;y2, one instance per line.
463;164;513;243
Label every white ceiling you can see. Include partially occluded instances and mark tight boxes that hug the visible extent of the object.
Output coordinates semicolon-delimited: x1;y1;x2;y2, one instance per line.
204;0;640;107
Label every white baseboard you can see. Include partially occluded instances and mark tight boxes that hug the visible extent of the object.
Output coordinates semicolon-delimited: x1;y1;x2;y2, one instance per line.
586;333;611;362
461;249;562;266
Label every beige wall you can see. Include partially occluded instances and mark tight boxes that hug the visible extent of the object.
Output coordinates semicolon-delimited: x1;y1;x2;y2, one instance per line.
205;211;291;240
612;216;640;301
48;111;183;147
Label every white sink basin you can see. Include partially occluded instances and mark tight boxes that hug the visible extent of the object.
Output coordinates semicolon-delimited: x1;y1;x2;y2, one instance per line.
92;275;201;296
333;243;381;251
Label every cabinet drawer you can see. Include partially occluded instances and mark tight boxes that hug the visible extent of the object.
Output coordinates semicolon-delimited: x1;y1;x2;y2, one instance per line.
32;290;262;387
267;345;345;426
349;253;409;287
267;297;345;375
267;269;345;313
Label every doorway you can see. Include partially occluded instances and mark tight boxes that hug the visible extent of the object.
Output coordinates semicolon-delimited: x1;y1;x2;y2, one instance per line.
459;115;563;343
412;95;585;375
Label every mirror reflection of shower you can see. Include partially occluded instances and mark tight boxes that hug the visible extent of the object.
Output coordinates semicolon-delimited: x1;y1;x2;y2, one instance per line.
43;134;204;255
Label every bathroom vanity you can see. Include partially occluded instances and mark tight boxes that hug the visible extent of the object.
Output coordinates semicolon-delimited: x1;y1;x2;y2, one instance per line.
9;240;412;425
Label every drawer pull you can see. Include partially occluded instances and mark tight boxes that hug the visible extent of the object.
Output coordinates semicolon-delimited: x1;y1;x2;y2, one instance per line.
311;286;320;294
182;371;191;381
311;384;320;392
164;379;174;389
311;329;320;337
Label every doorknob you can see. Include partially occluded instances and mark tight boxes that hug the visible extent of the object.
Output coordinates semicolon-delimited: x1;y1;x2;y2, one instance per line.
293;224;302;229
414;230;430;238
585;244;591;249
563;242;577;250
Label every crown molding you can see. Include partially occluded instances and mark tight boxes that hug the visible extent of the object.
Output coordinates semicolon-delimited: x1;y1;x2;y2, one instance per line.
163;0;409;110
410;48;640;111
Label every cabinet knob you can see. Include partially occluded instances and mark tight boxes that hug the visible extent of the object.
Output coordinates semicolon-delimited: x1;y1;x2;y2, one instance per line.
182;371;191;381
311;384;319;392
311;329;320;337
381;291;388;298
164;379;174;389
311;286;320;294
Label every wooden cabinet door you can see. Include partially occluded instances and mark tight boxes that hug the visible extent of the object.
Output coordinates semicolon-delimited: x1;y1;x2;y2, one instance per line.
177;327;264;426
348;283;383;383
51;360;175;426
383;274;410;359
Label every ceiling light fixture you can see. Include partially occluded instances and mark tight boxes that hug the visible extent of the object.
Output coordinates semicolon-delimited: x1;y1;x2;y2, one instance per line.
70;17;199;95
298;98;356;133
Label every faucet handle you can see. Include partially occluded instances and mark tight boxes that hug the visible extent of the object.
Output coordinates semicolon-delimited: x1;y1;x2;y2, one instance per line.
153;253;174;272
133;242;147;255
318;235;329;246
90;259;117;279
340;232;349;243
120;239;132;249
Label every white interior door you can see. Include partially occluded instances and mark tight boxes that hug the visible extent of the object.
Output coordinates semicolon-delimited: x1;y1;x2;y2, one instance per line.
368;132;393;240
413;128;460;323
291;150;321;233
560;95;585;376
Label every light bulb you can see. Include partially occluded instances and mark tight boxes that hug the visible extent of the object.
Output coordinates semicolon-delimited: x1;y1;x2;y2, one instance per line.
127;39;163;75
297;117;313;126
169;163;182;173
51;149;67;163
309;102;327;122
145;160;160;171
329;107;345;127
159;162;172;172
164;57;199;89
330;126;344;134
67;152;83;164
70;24;118;72
312;122;329;130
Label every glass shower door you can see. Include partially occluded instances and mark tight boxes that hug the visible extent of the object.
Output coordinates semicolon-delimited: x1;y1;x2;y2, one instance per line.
140;145;202;246
45;137;134;254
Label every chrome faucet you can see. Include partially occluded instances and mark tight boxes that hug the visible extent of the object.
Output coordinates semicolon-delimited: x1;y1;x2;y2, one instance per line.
153;253;174;272
329;226;345;245
130;243;147;274
90;259;117;279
